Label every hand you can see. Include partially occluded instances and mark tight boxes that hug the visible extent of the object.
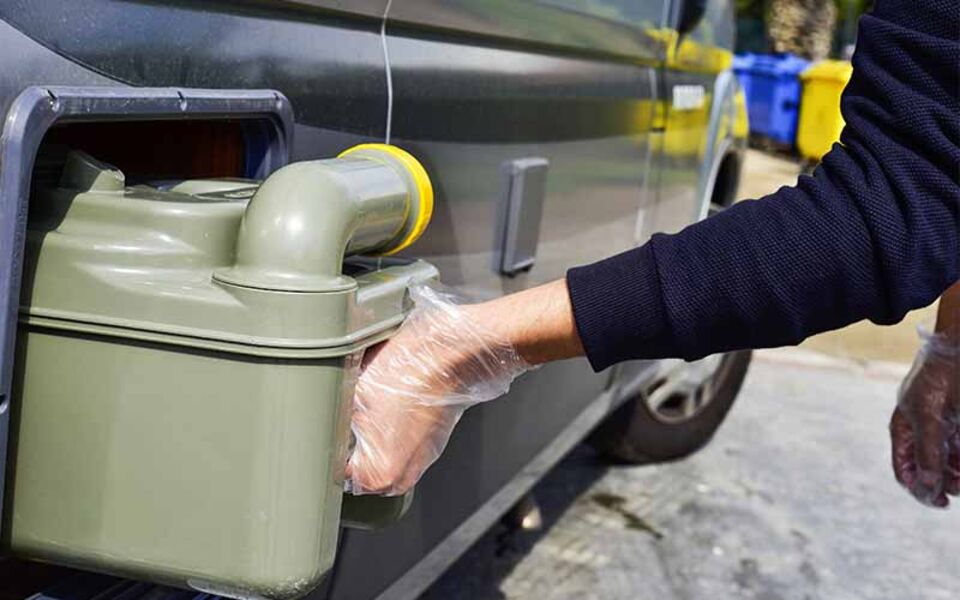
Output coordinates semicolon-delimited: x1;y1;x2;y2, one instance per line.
890;335;960;507
344;285;530;496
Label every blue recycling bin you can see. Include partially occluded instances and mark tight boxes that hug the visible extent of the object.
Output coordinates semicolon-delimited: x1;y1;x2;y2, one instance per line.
732;53;756;106
746;53;811;145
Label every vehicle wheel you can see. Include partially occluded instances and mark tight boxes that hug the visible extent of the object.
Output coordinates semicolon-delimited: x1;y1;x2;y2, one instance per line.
588;351;752;464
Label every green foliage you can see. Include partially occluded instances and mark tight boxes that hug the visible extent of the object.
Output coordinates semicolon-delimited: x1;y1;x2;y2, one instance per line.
834;0;869;14
735;0;764;18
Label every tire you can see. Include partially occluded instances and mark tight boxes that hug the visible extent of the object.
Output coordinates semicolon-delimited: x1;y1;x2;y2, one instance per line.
589;351;752;465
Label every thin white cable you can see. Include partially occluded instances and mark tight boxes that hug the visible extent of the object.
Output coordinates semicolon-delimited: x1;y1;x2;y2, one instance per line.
381;0;395;144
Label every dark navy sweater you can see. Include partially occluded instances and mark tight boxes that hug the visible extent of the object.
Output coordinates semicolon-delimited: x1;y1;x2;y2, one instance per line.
567;0;959;370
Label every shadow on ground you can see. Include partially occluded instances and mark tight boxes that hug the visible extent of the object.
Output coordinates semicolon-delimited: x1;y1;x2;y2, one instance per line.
420;446;619;600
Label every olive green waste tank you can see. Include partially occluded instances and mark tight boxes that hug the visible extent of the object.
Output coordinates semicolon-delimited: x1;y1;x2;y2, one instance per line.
3;145;436;599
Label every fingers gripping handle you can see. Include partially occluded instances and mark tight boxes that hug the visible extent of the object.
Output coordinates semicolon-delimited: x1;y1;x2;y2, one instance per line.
344;285;531;497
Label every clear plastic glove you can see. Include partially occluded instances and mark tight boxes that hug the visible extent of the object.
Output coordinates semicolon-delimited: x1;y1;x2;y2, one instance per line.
890;330;960;508
345;285;531;496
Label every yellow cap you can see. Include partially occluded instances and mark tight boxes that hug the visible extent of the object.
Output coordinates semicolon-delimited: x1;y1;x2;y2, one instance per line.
338;143;434;255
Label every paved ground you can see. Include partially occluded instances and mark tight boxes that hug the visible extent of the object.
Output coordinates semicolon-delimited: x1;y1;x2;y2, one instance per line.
421;349;960;600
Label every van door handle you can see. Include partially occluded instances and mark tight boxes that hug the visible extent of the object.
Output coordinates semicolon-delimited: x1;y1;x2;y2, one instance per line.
494;157;549;276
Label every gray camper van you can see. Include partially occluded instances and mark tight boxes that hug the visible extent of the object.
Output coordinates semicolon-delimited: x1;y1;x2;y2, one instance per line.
0;1;751;598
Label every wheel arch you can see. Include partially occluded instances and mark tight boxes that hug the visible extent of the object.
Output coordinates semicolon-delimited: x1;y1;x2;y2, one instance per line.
694;68;742;221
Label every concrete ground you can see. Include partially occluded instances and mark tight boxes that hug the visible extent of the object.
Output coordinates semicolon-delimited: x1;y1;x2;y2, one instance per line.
421;349;960;600
420;150;954;600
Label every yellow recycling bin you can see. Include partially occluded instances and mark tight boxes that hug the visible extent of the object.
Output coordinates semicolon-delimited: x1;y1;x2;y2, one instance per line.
797;60;853;161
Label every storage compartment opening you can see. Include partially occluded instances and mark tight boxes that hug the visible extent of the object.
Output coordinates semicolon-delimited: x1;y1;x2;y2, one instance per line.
31;119;260;187
0;88;293;563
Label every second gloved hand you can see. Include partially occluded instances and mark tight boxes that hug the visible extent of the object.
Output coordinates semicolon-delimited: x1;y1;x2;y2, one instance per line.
345;285;531;496
890;330;960;507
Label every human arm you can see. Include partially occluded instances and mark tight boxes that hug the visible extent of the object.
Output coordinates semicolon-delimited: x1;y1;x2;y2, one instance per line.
567;0;958;369
934;281;960;339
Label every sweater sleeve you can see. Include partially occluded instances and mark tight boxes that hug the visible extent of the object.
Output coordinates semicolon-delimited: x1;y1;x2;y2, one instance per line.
566;0;960;371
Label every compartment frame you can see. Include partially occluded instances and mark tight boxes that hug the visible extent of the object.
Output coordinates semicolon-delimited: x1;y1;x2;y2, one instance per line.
0;85;294;537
